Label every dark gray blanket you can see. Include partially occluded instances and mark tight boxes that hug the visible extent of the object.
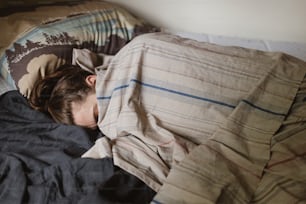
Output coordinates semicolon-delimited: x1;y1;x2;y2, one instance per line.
0;90;155;204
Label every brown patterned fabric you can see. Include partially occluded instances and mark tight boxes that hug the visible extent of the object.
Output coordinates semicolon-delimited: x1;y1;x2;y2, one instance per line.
0;1;159;97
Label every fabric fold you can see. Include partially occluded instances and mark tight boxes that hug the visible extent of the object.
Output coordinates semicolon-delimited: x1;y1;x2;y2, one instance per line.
80;33;306;202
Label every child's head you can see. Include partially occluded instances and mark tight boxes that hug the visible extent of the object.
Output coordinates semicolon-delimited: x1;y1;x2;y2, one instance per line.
30;64;98;128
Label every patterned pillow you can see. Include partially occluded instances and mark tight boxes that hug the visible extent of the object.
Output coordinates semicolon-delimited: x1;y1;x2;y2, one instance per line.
0;76;14;96
0;1;159;97
0;0;81;10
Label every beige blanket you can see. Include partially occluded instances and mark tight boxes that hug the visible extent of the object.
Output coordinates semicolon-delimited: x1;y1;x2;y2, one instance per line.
82;33;306;203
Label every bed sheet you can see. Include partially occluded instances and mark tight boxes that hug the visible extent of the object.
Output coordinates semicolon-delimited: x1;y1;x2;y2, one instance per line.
167;30;306;62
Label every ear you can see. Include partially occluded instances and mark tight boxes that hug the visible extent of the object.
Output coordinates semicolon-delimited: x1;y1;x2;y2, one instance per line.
85;75;96;87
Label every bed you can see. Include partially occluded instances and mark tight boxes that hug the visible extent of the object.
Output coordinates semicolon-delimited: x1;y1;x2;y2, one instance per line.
1;1;306;204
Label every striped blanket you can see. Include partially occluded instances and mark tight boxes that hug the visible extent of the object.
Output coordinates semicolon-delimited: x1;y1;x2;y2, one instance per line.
82;33;306;203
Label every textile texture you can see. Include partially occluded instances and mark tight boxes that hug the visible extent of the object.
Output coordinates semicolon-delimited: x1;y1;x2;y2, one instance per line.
0;91;156;203
0;76;14;95
82;33;306;203
0;0;158;97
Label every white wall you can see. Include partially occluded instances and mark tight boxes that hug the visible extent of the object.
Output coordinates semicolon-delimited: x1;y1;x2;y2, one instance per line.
105;0;306;43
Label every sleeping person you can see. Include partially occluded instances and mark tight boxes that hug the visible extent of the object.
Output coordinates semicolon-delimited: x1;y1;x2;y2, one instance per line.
29;33;306;202
30;64;99;129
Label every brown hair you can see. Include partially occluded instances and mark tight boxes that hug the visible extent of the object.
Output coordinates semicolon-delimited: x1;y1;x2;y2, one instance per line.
29;64;95;125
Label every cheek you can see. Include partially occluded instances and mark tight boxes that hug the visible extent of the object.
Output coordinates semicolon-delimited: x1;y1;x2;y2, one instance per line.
71;99;97;128
88;116;96;126
85;117;98;129
72;106;89;127
81;110;97;128
74;113;96;128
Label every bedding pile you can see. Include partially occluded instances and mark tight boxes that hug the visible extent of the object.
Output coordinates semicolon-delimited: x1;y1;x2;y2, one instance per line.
0;1;159;203
80;33;306;203
1;1;306;202
0;90;156;203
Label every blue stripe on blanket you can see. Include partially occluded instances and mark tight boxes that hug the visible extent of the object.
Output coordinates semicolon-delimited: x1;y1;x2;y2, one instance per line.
97;79;287;117
241;99;286;116
132;79;236;108
97;78;236;108
97;84;129;100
